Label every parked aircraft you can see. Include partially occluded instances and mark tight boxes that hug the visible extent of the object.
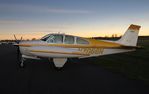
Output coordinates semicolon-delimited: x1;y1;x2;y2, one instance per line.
14;24;141;69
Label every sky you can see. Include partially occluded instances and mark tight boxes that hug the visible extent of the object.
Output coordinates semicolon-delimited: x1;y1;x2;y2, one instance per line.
0;0;149;40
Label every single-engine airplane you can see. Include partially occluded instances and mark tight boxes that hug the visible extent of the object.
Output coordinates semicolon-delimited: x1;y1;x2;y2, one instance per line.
14;24;141;69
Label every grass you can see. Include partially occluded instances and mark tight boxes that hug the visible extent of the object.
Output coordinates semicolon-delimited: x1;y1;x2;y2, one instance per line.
91;37;149;84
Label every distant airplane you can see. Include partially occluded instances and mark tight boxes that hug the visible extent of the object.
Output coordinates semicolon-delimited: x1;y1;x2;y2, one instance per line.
14;24;141;69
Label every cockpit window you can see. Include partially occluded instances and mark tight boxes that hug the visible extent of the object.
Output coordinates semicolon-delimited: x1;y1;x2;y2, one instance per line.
64;35;74;44
41;34;63;43
47;34;63;43
76;37;89;44
40;34;50;41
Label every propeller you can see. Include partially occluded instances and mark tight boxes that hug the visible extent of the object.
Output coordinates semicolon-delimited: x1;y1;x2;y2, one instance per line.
13;35;23;66
13;34;23;44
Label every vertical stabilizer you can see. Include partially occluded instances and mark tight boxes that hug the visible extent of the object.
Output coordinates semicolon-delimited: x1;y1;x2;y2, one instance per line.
117;24;141;46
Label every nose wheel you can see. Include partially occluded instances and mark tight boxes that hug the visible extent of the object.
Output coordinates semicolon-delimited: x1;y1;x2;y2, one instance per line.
14;35;26;68
19;56;25;68
17;48;25;68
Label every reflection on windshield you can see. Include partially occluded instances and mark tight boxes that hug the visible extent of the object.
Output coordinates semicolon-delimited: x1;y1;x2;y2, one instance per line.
47;35;63;43
41;34;63;44
40;34;50;41
47;35;55;43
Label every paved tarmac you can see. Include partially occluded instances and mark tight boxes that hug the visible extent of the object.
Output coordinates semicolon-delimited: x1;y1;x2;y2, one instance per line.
0;44;149;94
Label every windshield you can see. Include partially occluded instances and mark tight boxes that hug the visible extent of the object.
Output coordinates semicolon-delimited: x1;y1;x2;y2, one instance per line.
40;34;50;41
47;34;63;43
41;34;63;44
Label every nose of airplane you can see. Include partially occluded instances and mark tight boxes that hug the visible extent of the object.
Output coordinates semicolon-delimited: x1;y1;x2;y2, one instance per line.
19;40;45;45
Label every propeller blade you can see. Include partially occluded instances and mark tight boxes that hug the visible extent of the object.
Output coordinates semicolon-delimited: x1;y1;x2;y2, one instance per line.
14;34;17;41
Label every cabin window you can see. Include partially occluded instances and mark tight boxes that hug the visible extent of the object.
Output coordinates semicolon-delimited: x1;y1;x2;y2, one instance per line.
47;34;63;43
76;37;89;44
64;35;74;44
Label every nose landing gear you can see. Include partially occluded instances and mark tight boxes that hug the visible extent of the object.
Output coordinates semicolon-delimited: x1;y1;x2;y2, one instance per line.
19;55;26;68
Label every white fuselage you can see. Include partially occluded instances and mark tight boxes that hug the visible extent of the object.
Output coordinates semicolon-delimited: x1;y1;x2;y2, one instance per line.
15;24;141;68
19;40;134;59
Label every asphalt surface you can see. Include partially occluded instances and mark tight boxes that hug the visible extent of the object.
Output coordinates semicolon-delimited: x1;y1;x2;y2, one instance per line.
0;44;149;94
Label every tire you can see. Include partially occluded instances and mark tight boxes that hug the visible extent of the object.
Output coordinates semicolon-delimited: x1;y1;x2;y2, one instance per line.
18;54;25;68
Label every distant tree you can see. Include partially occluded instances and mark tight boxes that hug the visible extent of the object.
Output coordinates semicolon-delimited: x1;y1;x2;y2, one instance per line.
32;38;36;40
111;34;118;38
114;34;118;37
112;34;115;38
105;35;108;38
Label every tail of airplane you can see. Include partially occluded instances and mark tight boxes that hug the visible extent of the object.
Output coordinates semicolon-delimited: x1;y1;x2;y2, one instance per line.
116;24;141;46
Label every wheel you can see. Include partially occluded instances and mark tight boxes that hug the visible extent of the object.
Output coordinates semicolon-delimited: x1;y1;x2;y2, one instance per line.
18;55;25;68
20;62;24;68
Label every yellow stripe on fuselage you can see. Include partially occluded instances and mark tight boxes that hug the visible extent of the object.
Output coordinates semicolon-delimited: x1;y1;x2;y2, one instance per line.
17;38;122;48
31;50;90;56
85;38;121;47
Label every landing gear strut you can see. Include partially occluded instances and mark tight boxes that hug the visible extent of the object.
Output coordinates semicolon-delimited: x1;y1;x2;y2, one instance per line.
17;48;25;68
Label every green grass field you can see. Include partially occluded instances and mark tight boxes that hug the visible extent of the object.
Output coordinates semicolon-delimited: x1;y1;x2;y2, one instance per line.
91;36;149;84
